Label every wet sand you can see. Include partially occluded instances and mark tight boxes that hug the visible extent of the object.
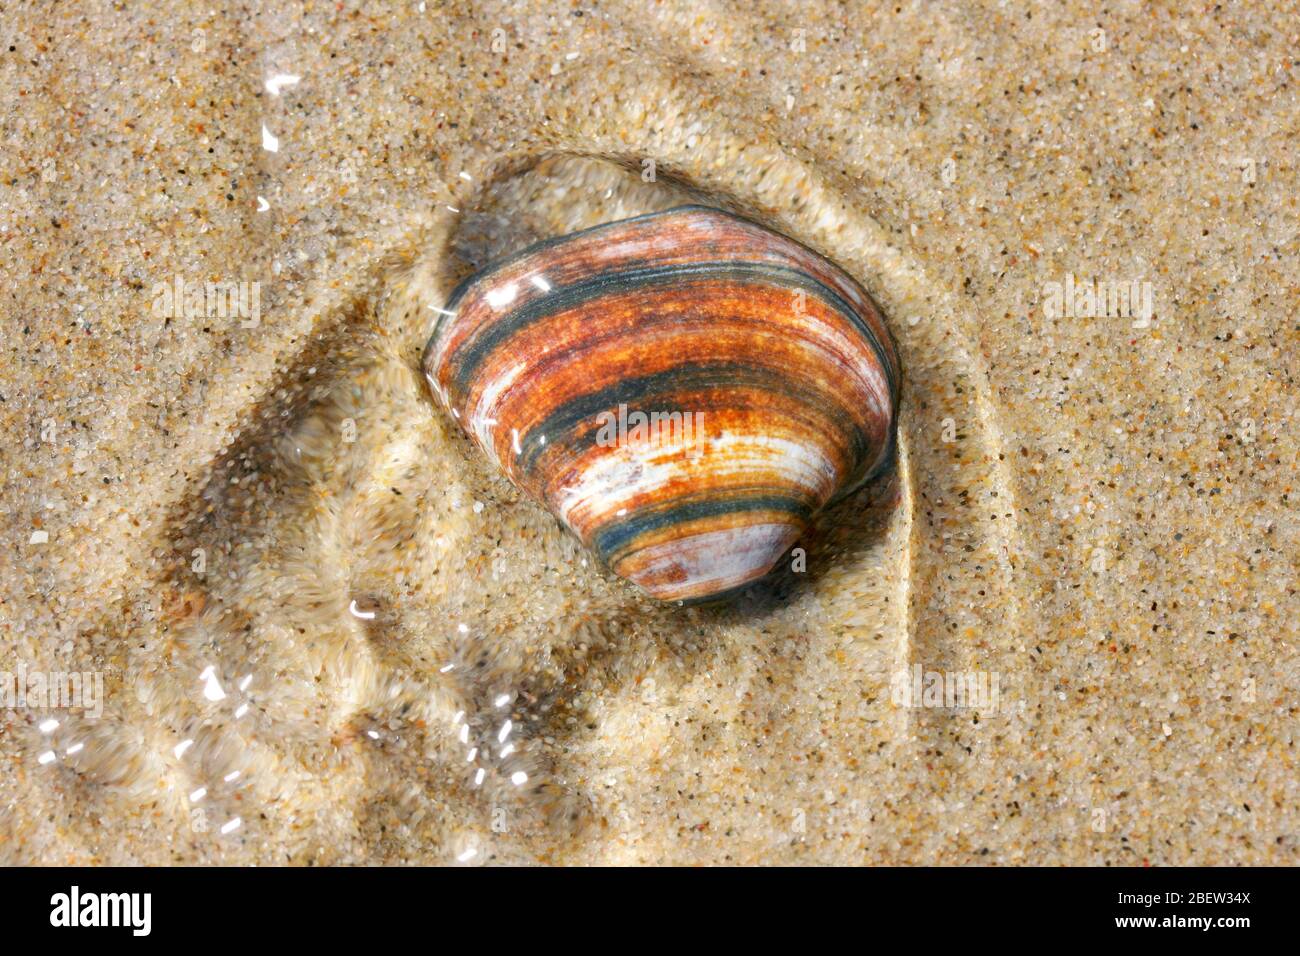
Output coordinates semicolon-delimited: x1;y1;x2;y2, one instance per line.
1;1;1296;864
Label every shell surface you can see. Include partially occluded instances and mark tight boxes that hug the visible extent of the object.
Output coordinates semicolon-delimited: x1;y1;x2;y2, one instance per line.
424;205;900;601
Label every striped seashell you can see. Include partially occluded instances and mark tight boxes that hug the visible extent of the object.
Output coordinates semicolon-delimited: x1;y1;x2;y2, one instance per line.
423;205;899;602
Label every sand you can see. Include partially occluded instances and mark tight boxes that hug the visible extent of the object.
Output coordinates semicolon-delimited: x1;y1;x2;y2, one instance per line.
1;0;1296;865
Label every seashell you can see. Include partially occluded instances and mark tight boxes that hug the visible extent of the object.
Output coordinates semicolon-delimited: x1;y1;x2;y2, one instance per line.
423;205;899;602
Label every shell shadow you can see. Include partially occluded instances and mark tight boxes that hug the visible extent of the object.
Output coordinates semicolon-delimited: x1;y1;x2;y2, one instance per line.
702;458;903;621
